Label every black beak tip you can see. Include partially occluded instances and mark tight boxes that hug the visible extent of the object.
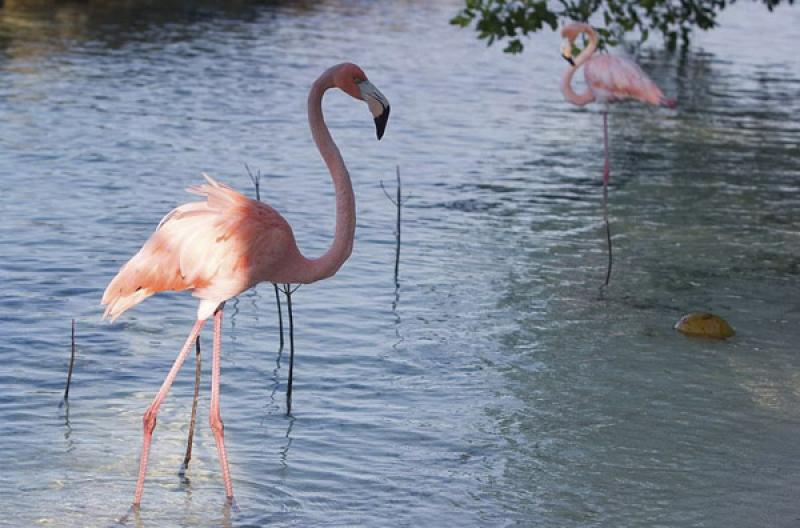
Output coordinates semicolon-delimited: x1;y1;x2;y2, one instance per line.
563;55;575;66
374;105;390;141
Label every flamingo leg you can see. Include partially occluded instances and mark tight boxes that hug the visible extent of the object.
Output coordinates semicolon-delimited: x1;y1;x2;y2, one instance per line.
210;305;235;500
602;110;613;287
133;319;206;506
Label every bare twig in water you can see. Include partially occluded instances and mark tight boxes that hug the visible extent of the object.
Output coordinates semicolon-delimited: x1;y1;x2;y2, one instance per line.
601;111;613;288
245;165;301;414
602;184;612;288
63;319;76;402
380;165;404;284
280;283;296;415
274;283;284;349
182;337;202;471
245;163;261;202
246;163;286;344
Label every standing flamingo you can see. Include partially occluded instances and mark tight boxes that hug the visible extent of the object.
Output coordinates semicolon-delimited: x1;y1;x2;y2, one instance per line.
102;62;390;506
560;22;676;286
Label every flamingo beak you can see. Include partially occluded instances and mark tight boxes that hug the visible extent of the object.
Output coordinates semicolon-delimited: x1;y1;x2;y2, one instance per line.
560;39;575;66
358;80;390;140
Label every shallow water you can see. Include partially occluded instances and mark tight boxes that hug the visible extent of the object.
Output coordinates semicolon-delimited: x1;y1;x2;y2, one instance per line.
1;1;799;526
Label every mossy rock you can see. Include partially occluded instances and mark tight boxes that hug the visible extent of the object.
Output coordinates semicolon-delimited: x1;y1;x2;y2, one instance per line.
674;312;735;340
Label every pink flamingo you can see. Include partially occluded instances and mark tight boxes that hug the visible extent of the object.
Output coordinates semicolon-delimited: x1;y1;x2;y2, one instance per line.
101;62;390;506
560;22;676;286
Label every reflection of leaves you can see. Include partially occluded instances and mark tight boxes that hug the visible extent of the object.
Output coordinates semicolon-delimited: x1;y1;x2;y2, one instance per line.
451;0;794;53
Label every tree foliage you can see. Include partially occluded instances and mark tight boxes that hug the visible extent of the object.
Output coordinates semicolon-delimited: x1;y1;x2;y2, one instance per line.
451;0;793;53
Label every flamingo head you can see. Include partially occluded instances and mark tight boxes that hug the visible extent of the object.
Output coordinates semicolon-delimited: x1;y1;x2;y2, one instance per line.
333;63;391;140
560;38;575;66
560;22;594;66
561;22;590;41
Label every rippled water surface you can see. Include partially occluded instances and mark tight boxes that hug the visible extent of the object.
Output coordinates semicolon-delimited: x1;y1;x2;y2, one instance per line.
1;1;799;526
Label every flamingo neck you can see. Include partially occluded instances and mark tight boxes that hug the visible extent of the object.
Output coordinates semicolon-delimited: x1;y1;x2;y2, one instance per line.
297;69;356;283
560;24;599;107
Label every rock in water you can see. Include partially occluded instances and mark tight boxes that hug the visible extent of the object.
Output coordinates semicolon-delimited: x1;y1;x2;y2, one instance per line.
674;312;735;339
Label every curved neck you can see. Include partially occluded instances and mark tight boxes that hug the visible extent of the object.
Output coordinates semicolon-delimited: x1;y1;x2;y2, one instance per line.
298;70;356;283
560;24;598;107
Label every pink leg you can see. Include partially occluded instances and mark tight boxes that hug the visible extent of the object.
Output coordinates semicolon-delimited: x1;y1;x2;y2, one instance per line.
210;306;234;500
133;319;206;506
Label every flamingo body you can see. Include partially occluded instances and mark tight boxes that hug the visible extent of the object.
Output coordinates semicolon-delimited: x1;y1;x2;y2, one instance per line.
102;62;390;506
583;54;669;107
102;175;304;321
560;22;676;109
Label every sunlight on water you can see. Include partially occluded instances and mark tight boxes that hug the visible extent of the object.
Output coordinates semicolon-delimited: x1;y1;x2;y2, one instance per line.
0;1;799;526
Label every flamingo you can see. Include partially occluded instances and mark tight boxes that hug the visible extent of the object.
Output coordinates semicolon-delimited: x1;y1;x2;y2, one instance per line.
559;22;676;286
101;62;390;506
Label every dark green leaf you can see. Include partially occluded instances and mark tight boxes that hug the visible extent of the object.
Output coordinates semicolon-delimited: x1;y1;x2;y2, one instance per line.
451;0;793;54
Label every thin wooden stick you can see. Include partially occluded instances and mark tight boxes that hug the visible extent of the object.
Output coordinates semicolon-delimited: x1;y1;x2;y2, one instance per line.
602;111;613;287
245;163;261;201
246;163;285;343
380;165;403;284
274;283;284;349
182;337;202;470
63;319;76;401
246;164;296;413
393;166;401;283
283;284;295;415
603;184;612;287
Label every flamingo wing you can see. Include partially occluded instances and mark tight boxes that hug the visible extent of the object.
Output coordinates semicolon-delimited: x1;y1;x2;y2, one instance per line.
584;54;665;106
102;174;294;321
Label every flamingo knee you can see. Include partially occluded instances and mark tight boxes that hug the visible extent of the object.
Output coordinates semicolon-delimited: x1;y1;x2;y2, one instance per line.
209;412;224;436
142;406;157;436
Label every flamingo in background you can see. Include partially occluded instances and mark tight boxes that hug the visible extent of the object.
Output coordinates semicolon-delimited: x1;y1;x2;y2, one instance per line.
560;22;676;286
102;62;390;506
